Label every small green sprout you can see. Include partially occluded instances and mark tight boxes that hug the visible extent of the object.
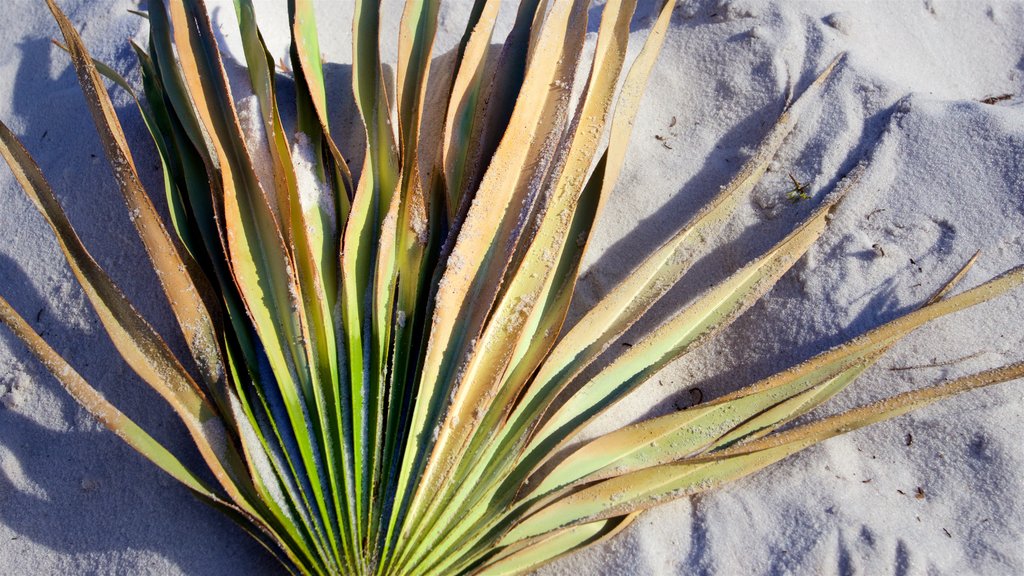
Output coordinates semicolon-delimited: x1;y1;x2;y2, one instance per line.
786;172;811;203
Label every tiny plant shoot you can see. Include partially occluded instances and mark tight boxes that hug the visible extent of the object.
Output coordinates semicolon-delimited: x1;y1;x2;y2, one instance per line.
1;1;1022;574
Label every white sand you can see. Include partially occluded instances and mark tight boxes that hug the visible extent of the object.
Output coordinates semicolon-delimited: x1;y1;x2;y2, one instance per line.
1;1;1022;574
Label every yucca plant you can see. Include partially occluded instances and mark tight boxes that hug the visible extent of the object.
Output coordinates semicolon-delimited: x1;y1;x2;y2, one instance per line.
1;0;1022;574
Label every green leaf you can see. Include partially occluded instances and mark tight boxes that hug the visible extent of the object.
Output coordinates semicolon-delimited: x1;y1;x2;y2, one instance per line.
522;173;853;483
503;360;1024;545
477;514;637;576
0;295;218;498
384;3;592;570
526;253;987;498
47;0;224;392
0;296;317;576
165;0;342;566
0;119;253;509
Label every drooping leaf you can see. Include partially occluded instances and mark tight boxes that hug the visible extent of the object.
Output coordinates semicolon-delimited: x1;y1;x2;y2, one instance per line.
46;0;225;392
